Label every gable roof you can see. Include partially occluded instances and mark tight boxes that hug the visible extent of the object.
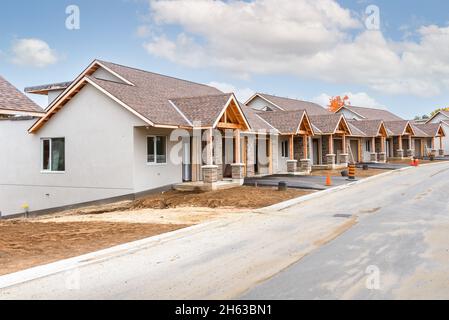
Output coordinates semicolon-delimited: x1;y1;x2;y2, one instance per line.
239;103;274;132
247;93;330;115
413;123;445;137
348;119;387;137
0;75;44;117
384;120;415;136
170;93;250;129
339;105;403;121
309;114;351;135
29;60;225;132
256;110;313;135
426;110;449;124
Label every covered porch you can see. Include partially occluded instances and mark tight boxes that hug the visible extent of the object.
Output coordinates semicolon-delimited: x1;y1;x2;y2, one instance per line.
179;94;252;191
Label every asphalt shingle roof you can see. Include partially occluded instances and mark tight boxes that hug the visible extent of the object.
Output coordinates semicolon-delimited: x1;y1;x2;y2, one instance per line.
257;110;307;134
348;120;384;137
91;60;223;126
343;105;403;121
257;93;330;115
413;123;442;137
384;120;411;136
170;94;234;127
309;114;345;134
0;75;44;114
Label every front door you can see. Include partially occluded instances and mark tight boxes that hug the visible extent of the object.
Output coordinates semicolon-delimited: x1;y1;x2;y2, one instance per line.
414;139;422;158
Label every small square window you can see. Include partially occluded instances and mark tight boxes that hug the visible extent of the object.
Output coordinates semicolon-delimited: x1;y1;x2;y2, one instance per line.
42;138;65;172
147;136;167;164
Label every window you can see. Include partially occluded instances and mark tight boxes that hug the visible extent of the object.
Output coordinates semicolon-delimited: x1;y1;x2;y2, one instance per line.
147;136;167;164
42;138;65;172
281;140;289;158
365;140;371;152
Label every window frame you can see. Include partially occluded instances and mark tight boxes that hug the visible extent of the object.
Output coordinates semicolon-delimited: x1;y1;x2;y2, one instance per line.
281;140;290;158
41;137;66;174
365;140;371;153
146;135;168;165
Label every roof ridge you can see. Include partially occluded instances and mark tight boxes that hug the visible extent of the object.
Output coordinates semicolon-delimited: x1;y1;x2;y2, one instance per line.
259;92;321;105
97;60;221;92
170;93;232;100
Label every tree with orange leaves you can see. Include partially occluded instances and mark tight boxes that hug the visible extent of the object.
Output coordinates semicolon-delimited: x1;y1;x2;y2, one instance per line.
328;95;350;112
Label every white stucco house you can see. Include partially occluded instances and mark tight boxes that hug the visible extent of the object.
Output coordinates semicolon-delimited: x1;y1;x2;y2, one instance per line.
426;111;449;155
0;60;447;218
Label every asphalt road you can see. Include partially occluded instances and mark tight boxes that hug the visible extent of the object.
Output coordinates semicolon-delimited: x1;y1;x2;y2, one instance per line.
242;162;449;299
1;162;448;300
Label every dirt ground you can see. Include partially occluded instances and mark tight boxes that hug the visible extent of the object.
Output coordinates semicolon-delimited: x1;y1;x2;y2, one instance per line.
0;186;311;276
311;168;390;178
0;221;188;276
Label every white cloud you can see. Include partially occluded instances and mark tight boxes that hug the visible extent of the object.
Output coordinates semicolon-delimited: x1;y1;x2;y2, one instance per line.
144;0;449;98
11;38;58;67
136;25;152;38
313;92;386;109
208;81;255;102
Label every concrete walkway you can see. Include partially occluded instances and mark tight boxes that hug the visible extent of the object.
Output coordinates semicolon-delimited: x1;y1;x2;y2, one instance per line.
244;175;350;190
1;163;447;300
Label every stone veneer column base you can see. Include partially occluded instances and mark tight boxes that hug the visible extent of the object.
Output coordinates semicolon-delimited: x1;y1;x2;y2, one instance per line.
378;152;386;163
287;160;298;174
396;149;404;159
370;153;378;162
439;149;445;156
231;163;245;185
202;165;218;190
300;159;312;173
406;149;414;158
338;154;349;166
326;154;336;170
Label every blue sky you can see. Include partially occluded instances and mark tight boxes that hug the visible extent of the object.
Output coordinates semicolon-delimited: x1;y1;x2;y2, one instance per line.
1;0;449;119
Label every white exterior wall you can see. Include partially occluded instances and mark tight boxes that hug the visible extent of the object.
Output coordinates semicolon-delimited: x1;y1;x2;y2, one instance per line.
0;84;148;217
48;90;64;105
133;127;183;193
428;114;449;155
361;138;372;162
337;108;363;121
277;136;289;172
246;96;279;111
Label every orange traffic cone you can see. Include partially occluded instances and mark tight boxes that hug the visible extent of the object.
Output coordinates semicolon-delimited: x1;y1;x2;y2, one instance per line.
415;159;420;167
326;174;332;187
410;158;416;166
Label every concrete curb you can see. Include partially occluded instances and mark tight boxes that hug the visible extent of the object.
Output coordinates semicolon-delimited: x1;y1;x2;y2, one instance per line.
0;219;227;290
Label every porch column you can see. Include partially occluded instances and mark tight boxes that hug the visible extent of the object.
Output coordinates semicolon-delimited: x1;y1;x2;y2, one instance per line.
268;135;273;175
234;129;241;164
206;128;214;165
397;135;404;158
287;134;297;173
326;134;336;169
407;135;413;157
300;135;312;173
439;136;444;156
370;137;378;162
290;135;294;160
339;134;349;165
231;129;245;183
202;128;218;188
378;136;386;163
